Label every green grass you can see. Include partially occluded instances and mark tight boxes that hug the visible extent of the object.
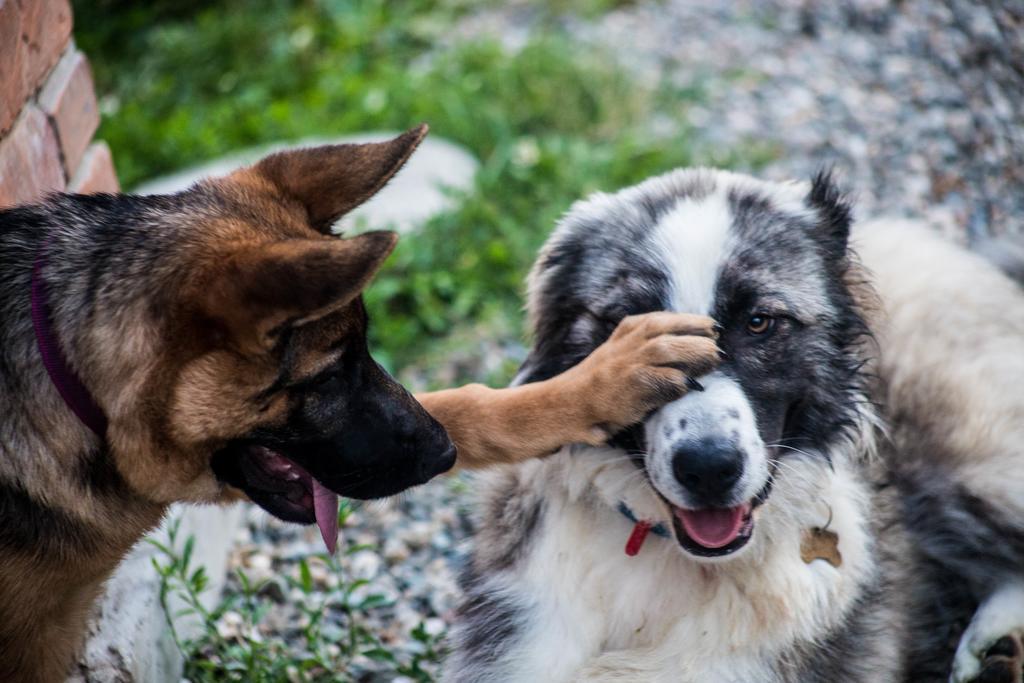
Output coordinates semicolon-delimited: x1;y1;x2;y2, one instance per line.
74;0;772;387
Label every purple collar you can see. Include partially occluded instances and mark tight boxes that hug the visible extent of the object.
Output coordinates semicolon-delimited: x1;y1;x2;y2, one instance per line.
30;242;108;439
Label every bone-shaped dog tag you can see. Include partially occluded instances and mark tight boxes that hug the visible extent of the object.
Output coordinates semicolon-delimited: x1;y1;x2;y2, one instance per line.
801;527;842;568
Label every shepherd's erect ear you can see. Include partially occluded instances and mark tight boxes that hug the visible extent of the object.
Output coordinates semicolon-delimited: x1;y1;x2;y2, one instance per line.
805;169;852;260
198;231;398;349
250;124;428;233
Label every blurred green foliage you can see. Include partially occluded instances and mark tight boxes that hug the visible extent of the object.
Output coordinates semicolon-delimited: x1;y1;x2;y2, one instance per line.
74;0;772;386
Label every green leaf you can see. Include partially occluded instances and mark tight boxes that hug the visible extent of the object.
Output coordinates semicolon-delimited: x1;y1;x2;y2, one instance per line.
146;538;173;556
181;536;195;570
361;647;397;663
298;558;314;594
356;593;391;610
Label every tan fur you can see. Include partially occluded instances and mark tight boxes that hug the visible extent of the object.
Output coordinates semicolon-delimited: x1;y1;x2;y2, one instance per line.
418;312;719;469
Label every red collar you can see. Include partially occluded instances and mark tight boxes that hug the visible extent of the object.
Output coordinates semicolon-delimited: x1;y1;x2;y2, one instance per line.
617;501;670;556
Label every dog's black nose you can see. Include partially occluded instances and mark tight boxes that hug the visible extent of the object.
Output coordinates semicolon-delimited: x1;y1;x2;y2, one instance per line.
672;439;744;507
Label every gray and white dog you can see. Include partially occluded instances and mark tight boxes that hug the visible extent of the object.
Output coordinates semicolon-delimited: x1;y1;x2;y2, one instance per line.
446;169;1024;682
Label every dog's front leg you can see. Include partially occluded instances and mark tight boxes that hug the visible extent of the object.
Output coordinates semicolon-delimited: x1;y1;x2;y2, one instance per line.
416;311;718;470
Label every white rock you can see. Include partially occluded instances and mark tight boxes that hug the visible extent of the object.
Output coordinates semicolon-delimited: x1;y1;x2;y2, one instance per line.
423;617;446;637
383;537;411;563
350;549;383;580
402;520;437;549
246;552;272;573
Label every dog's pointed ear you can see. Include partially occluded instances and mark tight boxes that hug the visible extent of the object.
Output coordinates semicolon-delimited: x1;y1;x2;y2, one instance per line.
805;169;852;260
250;124;428;233
199;231;398;349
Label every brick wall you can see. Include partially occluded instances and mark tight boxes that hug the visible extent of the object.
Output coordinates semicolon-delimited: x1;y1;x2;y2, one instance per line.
0;0;119;209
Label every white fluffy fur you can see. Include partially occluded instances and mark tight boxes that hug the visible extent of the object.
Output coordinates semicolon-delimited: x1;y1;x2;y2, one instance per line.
471;432;875;682
649;185;734;315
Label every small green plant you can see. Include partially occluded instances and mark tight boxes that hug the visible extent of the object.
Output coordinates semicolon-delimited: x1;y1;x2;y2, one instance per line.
150;506;445;682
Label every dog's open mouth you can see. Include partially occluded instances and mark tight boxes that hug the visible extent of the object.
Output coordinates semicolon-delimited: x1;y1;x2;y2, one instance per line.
669;502;755;557
216;445;341;554
646;471;774;558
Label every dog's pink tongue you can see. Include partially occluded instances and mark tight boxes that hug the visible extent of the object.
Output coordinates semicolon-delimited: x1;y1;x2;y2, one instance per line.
312;480;339;555
676;505;746;549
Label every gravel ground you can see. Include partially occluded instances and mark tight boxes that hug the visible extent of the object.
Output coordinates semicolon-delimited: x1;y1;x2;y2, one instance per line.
222;0;1023;677
586;0;1024;240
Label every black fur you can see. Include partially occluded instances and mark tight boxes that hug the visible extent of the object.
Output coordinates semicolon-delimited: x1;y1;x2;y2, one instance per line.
449;569;527;678
481;481;547;571
899;473;1024;677
0;482;99;557
806;168;853;262
75;446;132;498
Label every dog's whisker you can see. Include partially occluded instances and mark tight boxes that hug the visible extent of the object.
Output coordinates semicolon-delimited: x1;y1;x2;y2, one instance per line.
765;443;821;460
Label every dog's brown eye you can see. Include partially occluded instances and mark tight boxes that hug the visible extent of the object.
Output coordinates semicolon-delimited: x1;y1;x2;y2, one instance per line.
747;315;775;335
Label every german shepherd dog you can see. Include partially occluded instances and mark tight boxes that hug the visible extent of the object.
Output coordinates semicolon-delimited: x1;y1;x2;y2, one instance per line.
0;126;720;682
448;169;1024;682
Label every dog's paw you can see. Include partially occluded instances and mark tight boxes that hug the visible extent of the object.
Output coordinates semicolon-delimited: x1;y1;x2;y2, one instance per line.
951;582;1024;683
610;311;718;343
574;312;719;439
